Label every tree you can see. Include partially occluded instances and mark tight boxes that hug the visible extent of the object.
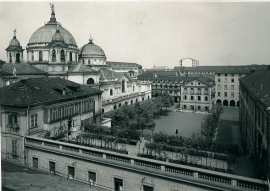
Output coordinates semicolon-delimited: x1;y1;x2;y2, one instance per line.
160;92;174;112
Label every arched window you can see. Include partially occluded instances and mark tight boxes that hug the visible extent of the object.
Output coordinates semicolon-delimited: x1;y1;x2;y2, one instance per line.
86;78;94;84
122;80;125;92
88;59;90;65
39;51;43;61
61;50;65;62
114;105;117;110
16;53;20;63
9;53;12;62
125;102;128;105
69;52;72;61
31;51;34;61
110;89;113;96
52;50;56;62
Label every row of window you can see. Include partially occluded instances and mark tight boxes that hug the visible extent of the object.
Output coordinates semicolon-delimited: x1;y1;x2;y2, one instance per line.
183;105;209;111
217;85;235;90
32;158;153;191
29;51;74;62
44;100;95;124
183;95;208;101
217;74;242;77
183;88;208;94
217;92;235;98
217;78;235;83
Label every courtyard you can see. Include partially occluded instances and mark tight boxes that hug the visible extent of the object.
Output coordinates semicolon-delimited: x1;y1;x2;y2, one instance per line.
152;105;206;137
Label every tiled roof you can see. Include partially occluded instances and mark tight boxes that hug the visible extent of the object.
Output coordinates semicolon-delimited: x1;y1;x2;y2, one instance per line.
174;66;228;72
2;63;47;75
68;63;98;74
139;70;178;78
0;78;103;106
218;65;269;74
98;68;132;81
239;70;270;107
107;61;141;68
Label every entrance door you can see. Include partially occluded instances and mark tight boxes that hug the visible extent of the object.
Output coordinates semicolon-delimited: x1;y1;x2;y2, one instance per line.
68;119;72;135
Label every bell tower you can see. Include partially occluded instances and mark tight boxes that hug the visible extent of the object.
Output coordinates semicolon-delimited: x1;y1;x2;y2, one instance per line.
5;29;24;63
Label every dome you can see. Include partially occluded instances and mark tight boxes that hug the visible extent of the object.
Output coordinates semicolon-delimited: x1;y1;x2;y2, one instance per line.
9;37;20;47
52;29;64;42
79;38;106;57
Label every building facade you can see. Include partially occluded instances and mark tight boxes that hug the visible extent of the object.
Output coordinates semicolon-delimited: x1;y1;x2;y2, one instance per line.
1;78;103;163
239;70;270;178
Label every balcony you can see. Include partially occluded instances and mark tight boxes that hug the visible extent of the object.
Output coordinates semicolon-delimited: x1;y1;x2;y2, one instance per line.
6;124;20;134
25;136;269;191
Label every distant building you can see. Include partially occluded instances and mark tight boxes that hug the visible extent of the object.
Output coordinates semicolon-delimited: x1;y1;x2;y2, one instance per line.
239;70;270;178
179;58;199;67
152;65;170;70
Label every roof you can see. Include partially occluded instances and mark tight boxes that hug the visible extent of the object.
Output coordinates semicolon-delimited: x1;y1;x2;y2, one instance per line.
78;40;106;57
139;70;179;78
218;65;269;74
239;70;270;107
0;78;103;106
2;63;47;75
68;63;98;74
98;68;132;81
106;61;141;68
174;66;228;72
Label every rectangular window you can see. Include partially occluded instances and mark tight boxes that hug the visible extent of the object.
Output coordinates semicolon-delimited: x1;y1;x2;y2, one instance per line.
12;139;18;159
224;78;227;83
143;185;154;191
49;161;55;174
184;88;187;94
224;92;227;97
231;92;234;98
205;106;209;111
68;166;75;180
231;78;234;83
31;114;38;128
218;92;220;97
88;171;96;186
205;96;208;101
224;85;227;90
191;96;194;101
114;178;123;191
217;84;221;90
8;115;17;126
33;157;38;169
225;74;227;76
217;73;220;76
198;96;201;101
231;85;234;90
184;95;187;100
217;78;221;82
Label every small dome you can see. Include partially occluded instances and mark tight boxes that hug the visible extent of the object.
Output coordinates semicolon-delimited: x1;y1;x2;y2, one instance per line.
52;30;64;42
9;37;20;47
79;38;106;57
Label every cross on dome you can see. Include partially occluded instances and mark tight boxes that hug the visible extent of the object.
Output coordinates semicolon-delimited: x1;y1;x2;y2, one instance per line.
50;3;55;13
13;28;17;37
89;34;93;44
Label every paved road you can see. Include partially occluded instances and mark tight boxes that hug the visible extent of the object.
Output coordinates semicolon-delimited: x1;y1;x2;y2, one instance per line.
2;160;109;191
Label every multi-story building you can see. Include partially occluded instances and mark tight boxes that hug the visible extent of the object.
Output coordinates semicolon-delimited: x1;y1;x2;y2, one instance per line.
179;58;199;67
107;61;142;77
215;65;269;107
239;70;270;178
1;78;102;161
180;77;215;112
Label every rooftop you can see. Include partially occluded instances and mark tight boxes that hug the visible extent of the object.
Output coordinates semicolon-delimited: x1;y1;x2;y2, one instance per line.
0;78;103;106
239;70;270;107
2;63;47;75
107;61;141;68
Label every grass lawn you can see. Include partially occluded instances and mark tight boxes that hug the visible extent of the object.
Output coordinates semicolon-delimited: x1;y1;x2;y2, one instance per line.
152;108;205;137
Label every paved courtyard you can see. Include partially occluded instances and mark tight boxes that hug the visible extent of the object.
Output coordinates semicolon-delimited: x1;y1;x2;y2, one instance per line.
153;106;206;137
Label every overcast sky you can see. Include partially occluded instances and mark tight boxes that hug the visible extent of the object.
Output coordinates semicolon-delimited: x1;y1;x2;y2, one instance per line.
1;1;270;68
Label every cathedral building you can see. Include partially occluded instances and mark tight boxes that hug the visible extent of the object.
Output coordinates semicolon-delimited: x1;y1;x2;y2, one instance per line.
2;5;151;113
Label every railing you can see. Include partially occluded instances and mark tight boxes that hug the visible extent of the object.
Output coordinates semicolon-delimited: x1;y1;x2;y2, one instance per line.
6;125;20;134
25;136;269;191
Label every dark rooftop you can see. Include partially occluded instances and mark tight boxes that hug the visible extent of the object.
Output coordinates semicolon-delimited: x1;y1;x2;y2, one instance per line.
107;61;141;68
239;70;270;107
2;63;47;75
0;78;103;106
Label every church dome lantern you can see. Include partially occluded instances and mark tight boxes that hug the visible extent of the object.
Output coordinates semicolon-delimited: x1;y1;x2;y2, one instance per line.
5;29;24;63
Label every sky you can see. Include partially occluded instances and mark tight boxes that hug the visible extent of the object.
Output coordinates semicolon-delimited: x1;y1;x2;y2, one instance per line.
1;1;270;68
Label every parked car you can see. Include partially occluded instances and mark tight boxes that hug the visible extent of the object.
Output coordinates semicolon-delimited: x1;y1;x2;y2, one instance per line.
175;109;183;112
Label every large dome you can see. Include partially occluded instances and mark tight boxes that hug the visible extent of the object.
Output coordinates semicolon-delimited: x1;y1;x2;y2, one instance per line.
28;24;77;46
79;39;106;57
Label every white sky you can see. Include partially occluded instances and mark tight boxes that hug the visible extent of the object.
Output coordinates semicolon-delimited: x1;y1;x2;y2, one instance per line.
1;1;270;68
